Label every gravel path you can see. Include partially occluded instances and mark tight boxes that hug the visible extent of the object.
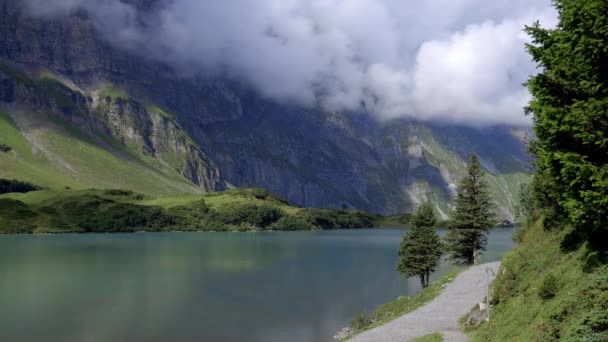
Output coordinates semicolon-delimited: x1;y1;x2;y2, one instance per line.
349;262;500;342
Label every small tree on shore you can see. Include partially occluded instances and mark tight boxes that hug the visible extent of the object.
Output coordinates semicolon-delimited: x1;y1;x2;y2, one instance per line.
445;154;497;265
397;202;443;288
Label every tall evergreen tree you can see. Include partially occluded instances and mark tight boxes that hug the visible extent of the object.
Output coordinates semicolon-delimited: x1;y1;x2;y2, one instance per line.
397;202;443;288
445;155;497;265
525;0;608;253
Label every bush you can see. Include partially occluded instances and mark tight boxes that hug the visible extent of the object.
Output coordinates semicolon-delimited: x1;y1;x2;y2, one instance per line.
103;189;147;200
296;209;339;229
0;178;41;194
538;273;559;300
296;208;380;229
0;199;38;233
80;203;170;232
350;310;372;331
0;143;11;152
0;198;37;220
269;216;315;230
215;204;284;229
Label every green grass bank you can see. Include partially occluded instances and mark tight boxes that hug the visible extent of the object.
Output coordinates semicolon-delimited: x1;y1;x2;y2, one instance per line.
464;220;607;341
0;187;381;234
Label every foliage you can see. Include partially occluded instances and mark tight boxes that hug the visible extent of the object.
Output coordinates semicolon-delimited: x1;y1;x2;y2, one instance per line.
80;203;170;232
468;220;608;341
445;155;497;265
0;178;41;194
295;208;380;229
344;270;462;340
524;0;608;253
350;311;372;331
0;198;38;233
397;202;443;288
411;333;443;342
0;143;11;152
98;85;129;103
0;187;383;233
214;204;284;229
538;273;559;300
377;213;412;227
103;189;148;200
269;215;315;230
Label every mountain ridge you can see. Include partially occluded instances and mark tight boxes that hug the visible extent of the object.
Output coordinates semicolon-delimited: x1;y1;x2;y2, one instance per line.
0;0;530;216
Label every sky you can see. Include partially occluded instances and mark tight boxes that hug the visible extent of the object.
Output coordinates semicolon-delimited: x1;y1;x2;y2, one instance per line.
23;0;557;126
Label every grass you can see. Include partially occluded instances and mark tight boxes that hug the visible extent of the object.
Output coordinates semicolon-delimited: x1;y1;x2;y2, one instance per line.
98;85;129;102
411;333;443;342
464;220;608;341
0;109;201;196
0;187;377;233
343;269;463;341
142;188;300;214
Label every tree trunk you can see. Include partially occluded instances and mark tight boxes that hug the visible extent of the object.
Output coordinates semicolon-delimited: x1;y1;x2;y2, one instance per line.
426;270;430;287
420;274;427;288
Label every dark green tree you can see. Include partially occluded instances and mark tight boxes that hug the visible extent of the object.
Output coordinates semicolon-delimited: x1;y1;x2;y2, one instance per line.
525;0;608;253
445;155;497;265
397;202;443;288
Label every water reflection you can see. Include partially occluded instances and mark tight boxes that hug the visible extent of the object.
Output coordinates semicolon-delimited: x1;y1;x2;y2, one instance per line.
0;228;514;342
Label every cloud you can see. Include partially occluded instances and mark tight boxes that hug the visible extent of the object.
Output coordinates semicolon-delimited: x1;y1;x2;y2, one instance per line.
22;0;557;126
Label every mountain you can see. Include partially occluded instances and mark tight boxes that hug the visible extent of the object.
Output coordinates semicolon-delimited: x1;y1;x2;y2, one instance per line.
0;0;530;217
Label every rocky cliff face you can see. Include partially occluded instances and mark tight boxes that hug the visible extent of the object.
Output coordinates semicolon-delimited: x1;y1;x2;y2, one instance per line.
0;0;530;216
0;60;225;193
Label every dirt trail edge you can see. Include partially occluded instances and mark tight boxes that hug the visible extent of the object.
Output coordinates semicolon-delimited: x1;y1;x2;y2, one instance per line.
349;261;500;342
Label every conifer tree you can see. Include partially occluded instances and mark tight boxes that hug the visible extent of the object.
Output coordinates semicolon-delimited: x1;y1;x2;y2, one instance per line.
445;155;497;265
397;202;443;288
525;0;608;252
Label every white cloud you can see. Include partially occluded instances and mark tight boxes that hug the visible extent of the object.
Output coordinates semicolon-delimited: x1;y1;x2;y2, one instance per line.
22;0;557;126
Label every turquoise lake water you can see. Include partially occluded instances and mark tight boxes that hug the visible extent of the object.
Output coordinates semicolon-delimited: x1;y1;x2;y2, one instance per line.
0;228;514;342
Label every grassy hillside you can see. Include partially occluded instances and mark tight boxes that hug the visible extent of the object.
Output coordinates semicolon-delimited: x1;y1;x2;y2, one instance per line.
0;187;380;234
465;220;607;341
0;109;201;196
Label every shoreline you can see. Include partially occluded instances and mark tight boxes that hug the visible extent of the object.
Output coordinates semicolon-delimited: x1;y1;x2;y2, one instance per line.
346;262;500;342
0;226;383;235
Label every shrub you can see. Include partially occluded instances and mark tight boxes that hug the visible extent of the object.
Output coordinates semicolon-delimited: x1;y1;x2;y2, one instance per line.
269;216;315;231
166;200;210;230
103;189;147;200
296;208;380;229
79;203;170;232
296;209;338;229
215;204;284;229
0;143;11;152
0;178;41;194
350;310;372;331
0;199;37;233
0;198;37;220
538;273;559;300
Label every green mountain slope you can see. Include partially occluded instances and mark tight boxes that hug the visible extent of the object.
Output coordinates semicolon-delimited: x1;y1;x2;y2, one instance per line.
0;61;225;196
464;221;607;341
0;109;200;195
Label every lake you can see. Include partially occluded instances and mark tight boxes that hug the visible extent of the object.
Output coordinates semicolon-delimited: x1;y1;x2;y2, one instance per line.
0;228;514;342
